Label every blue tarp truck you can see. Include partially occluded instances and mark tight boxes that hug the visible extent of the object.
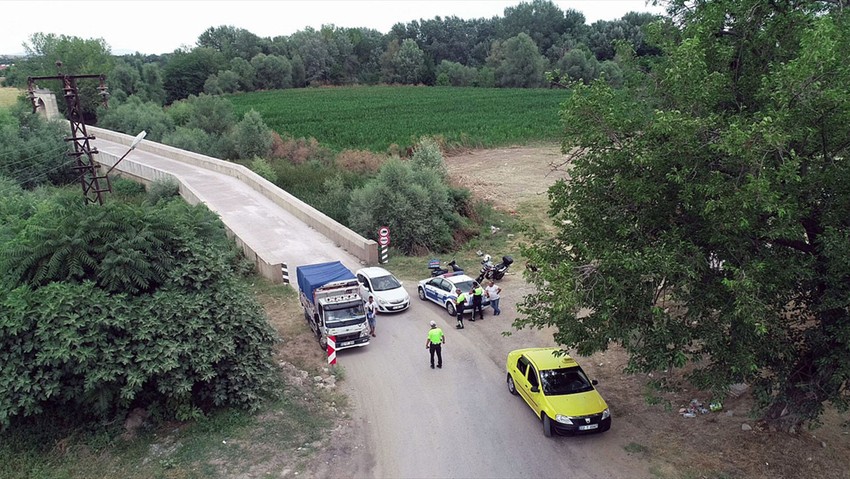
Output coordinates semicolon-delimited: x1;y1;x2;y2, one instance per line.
297;261;370;351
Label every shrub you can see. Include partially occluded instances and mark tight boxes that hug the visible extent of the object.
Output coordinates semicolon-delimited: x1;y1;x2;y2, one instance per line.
230;109;273;160
0;194;277;427
146;178;180;204
335;149;386;174
249;157;277;183
349;140;465;254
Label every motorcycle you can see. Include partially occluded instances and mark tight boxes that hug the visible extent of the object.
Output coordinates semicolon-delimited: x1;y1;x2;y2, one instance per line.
429;259;463;277
476;255;513;283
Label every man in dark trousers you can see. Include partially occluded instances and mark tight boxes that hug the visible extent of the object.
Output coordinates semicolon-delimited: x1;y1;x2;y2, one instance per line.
455;288;467;329
471;282;485;321
426;320;445;369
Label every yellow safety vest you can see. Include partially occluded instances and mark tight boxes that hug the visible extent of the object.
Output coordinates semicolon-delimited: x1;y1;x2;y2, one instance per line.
428;328;443;344
474;287;483;296
456;292;467;304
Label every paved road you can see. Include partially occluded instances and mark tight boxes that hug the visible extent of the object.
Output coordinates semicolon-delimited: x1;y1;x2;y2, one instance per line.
340;279;644;479
94;137;645;478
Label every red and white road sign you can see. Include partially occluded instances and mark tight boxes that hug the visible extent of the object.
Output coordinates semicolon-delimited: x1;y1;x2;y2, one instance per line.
379;235;390;246
378;226;390;238
327;335;336;365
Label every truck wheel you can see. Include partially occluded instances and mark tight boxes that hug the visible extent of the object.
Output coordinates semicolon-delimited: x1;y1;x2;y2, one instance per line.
446;302;456;316
418;287;426;300
318;336;327;351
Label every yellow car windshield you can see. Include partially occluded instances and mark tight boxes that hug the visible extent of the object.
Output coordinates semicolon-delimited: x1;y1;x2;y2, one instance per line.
539;367;594;396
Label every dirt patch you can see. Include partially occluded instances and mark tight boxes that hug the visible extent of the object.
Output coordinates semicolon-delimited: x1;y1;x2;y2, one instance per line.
445;144;569;212
256;285;373;479
442;144;850;479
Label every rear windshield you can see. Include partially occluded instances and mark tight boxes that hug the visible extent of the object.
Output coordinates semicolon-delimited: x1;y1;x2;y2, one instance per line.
540;366;594;396
451;280;474;292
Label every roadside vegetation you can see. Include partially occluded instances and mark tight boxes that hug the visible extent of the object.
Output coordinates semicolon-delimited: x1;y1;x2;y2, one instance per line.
1;0;848;477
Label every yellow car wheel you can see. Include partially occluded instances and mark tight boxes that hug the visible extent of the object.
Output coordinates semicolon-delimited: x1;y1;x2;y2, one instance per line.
542;413;553;437
507;374;519;396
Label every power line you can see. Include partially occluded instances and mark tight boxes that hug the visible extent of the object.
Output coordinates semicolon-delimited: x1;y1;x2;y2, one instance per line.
0;144;71;168
8;158;77;185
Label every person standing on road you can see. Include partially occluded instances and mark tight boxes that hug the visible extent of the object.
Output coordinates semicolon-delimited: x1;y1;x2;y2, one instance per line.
471;282;485;321
365;295;378;337
426;320;445;369
485;280;502;315
455;288;467;329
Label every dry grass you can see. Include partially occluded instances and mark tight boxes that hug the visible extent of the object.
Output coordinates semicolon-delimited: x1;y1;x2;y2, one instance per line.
0;87;22;108
335;149;387;174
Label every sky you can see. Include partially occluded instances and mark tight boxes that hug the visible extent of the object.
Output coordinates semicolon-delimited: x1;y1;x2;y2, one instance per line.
2;0;664;56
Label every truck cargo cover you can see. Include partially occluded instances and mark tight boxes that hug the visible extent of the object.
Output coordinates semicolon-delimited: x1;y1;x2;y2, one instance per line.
296;261;356;302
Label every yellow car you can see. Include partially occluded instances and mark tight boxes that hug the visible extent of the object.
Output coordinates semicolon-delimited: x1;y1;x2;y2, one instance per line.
506;347;611;437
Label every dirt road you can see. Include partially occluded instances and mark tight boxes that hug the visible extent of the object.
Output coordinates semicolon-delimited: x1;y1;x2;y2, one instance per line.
323;144;644;478
318;144;850;479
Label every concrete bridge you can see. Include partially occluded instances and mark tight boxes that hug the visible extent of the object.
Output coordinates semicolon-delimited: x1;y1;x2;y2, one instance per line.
90;127;378;286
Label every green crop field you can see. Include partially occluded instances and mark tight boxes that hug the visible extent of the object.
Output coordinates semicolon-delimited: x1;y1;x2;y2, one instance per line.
228;86;569;152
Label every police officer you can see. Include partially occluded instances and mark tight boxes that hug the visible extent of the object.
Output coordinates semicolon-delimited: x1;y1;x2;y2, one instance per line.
425;320;445;369
455;288;467;329
471;282;484;321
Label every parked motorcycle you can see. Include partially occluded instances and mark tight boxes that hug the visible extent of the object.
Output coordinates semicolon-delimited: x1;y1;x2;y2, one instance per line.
429;259;463;277
476;255;513;283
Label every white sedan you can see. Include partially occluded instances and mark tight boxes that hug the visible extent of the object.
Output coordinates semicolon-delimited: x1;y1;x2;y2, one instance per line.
355;267;410;313
417;272;490;316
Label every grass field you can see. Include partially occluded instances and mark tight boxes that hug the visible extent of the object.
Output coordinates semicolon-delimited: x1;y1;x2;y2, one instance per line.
0;87;22;108
228;86;569;153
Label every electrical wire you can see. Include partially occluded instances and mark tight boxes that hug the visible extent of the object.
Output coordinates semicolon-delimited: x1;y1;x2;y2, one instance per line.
9;158;79;186
0;144;73;169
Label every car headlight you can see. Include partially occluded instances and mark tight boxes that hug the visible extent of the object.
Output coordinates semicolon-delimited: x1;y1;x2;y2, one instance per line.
554;414;573;425
602;408;610;420
377;298;389;305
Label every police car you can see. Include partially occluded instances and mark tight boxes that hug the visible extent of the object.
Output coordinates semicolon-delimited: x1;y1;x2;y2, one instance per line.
417;272;490;316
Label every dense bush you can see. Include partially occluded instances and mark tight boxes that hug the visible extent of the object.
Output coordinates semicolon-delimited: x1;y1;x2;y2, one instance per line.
0;192;277;428
0;105;74;188
97;96;175;142
348;138;465;254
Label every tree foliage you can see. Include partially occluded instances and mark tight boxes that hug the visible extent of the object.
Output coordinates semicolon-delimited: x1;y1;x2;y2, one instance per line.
0;104;74;188
5;33;114;122
490;33;546;88
97;95;174;142
162;48;226;104
349;138;462;254
519;0;850;427
0;192;276;428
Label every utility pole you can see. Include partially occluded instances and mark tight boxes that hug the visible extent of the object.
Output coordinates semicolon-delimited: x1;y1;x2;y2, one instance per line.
27;61;110;205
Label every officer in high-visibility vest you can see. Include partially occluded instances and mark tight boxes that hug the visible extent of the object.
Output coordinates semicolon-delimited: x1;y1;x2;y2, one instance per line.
471;282;485;321
425;320;445;369
455;288;467;329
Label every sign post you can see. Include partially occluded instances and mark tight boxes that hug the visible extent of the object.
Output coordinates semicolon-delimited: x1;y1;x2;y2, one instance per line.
327;335;336;366
378;226;391;264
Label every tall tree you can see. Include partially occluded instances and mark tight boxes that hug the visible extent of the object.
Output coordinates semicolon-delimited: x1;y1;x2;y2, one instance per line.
10;33;114;122
161;48;226;104
502;0;568;58
489;33;546;87
519;0;850;428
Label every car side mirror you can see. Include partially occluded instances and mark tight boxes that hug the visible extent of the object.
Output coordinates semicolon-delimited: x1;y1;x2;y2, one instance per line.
591;379;599;386
531;385;539;393
399;281;403;285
